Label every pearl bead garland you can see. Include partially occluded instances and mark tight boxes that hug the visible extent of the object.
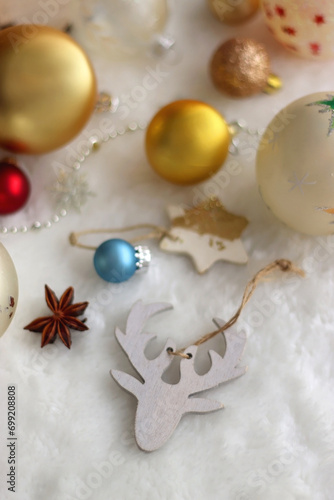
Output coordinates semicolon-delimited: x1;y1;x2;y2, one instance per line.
0;112;263;235
0;120;147;235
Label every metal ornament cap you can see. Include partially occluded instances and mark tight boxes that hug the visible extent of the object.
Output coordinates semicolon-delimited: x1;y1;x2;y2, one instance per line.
134;246;151;272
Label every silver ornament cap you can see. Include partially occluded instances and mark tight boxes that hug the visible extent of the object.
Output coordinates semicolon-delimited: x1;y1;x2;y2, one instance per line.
135;246;151;272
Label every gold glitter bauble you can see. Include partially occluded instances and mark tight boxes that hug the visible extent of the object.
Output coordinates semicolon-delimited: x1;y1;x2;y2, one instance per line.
145;100;231;185
210;38;270;98
207;0;259;25
0;25;97;154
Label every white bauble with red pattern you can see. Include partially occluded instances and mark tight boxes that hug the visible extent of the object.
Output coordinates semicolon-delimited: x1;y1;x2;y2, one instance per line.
262;0;334;59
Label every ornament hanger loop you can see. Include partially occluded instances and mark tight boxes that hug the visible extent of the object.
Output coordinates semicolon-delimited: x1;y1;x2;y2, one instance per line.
69;223;177;251
169;259;305;359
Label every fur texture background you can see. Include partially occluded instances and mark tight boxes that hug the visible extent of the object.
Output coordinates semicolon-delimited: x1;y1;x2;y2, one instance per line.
0;1;334;499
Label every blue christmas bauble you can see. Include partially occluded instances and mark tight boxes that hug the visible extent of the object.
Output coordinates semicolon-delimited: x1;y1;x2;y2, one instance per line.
94;239;138;283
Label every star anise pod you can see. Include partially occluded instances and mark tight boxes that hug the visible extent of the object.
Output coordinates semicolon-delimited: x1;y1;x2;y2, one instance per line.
24;285;89;349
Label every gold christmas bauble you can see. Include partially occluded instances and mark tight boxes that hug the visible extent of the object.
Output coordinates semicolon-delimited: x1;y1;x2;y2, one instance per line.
0;25;97;154
257;92;334;236
210;38;270;98
145;100;231;185
208;0;259;25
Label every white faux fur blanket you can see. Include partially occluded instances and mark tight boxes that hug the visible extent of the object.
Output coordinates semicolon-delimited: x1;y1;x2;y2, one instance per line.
0;1;333;499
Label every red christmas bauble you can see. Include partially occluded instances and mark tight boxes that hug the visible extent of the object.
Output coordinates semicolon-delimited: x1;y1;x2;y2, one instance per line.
0;160;30;215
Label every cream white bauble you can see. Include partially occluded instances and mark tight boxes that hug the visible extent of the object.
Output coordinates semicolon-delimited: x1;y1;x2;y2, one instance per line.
0;244;18;337
257;92;334;236
77;0;168;56
262;0;334;59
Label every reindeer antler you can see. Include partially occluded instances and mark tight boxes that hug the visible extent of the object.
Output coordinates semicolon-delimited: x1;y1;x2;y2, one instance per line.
179;318;247;395
111;301;175;399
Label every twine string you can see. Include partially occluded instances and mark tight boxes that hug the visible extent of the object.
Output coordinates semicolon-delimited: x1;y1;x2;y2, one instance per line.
69;224;177;250
169;259;305;359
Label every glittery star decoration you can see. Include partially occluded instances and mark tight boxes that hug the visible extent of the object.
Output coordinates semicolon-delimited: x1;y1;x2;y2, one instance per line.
263;2;273;19
275;5;286;18
314;15;325;25
160;198;249;273
307;94;334;136
310;42;321;56
288;172;316;194
282;26;296;36
50;169;95;213
321;207;334;214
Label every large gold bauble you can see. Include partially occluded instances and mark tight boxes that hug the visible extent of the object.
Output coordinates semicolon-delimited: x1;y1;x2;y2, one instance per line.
145;100;231;185
207;0;259;25
0;25;97;154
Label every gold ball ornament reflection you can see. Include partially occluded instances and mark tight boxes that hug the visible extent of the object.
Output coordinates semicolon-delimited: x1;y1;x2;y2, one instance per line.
257;92;334;236
145;100;231;185
207;0;259;25
0;244;18;338
0;25;97;154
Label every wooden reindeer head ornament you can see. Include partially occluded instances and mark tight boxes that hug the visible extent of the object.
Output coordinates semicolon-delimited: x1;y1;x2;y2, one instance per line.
110;260;305;452
111;301;246;452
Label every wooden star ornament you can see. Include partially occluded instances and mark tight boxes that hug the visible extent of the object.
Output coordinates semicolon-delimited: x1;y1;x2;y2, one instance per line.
160;198;249;273
24;285;89;348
